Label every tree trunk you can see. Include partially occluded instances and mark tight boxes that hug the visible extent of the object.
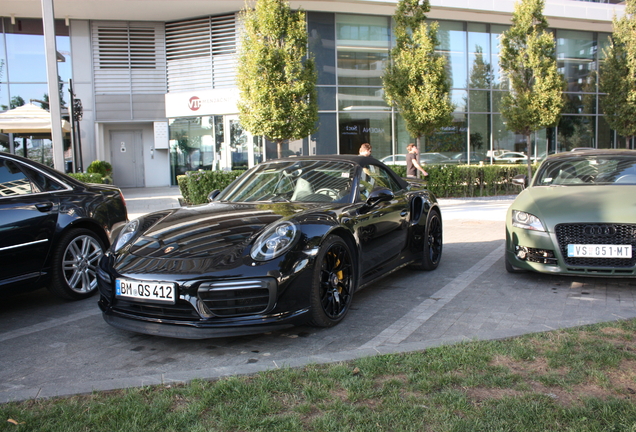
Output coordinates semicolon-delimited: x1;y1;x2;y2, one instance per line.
277;140;283;159
416;136;422;179
525;133;533;181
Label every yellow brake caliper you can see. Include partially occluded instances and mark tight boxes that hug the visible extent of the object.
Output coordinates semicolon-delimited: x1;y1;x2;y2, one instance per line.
329;251;344;293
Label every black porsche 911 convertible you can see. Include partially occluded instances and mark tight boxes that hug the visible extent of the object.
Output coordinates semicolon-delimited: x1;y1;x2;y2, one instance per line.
97;155;442;339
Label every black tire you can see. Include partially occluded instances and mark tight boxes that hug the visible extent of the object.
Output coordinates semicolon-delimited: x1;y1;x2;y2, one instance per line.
48;228;105;300
308;235;356;327
505;254;526;274
410;209;443;271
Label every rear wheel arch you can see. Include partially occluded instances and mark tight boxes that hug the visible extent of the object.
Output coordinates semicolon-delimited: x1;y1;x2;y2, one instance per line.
409;206;443;271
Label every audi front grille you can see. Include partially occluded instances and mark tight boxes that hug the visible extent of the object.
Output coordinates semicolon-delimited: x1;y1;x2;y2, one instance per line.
555;223;636;268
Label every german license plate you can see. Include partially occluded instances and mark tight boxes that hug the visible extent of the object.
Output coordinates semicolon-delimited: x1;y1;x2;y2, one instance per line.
567;244;632;258
116;278;176;303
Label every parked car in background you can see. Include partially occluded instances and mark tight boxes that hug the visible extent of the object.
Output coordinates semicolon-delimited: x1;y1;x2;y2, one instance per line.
449;152;486;164
494;151;528;164
506;149;636;277
380;154;407;166
420;152;452;164
0;152;128;300
97;155;443;339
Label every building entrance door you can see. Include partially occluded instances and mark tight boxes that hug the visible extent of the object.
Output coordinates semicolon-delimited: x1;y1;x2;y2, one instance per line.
110;130;144;187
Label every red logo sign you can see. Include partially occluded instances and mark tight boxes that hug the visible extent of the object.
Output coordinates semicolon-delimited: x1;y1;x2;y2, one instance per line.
188;96;201;111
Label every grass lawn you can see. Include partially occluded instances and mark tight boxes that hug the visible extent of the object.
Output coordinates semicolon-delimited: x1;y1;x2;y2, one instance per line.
2;319;636;431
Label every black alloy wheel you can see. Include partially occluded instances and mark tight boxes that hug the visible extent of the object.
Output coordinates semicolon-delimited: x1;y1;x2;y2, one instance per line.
411;209;443;271
309;235;356;327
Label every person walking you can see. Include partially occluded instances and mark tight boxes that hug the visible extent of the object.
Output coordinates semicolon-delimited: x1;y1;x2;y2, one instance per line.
358;143;372;157
406;143;428;178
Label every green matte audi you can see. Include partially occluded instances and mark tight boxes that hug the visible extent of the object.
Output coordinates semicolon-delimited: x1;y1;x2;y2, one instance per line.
505;149;636;277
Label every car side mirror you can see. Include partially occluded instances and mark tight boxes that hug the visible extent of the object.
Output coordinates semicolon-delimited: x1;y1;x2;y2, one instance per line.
208;189;221;202
365;187;394;207
512;174;528;189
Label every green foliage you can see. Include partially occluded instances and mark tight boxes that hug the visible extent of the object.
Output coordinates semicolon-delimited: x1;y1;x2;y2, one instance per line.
10;95;25;109
86;160;113;184
86;160;113;177
237;0;318;158
177;170;244;205
387;164;532;197
499;0;565;179
66;172;105;184
383;0;454;142
599;0;636;147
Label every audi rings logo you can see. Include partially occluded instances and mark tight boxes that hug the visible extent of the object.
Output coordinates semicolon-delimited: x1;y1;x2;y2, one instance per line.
188;96;201;111
583;225;616;237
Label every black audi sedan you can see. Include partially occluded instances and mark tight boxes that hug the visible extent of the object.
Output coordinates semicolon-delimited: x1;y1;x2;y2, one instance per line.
0;152;128;300
97;155;442;339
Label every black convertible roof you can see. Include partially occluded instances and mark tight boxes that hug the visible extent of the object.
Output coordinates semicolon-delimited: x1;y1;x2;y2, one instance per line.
264;154;408;189
267;154;378;166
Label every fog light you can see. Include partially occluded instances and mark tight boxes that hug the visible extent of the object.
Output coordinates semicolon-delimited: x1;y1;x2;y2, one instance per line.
516;246;528;260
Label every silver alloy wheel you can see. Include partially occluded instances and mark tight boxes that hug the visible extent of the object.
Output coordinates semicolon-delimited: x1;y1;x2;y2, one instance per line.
62;234;104;294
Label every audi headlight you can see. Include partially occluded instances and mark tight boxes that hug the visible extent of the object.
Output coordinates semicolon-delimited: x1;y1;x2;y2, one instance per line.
251;221;299;261
114;219;140;253
512;210;545;232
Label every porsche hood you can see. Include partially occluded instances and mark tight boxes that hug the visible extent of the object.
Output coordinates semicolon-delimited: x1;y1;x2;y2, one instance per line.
125;203;298;260
511;185;636;231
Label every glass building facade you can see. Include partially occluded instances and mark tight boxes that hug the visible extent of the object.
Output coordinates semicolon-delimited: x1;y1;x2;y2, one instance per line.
0;4;627;185
306;12;619;165
0;17;71;166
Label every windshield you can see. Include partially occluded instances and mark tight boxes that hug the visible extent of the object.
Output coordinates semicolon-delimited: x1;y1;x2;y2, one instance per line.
217;160;355;203
534;155;636;186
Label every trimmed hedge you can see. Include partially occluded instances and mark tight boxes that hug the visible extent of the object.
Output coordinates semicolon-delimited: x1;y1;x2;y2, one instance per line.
66;172;105;184
177;169;244;205
177;164;534;205
388;164;535;198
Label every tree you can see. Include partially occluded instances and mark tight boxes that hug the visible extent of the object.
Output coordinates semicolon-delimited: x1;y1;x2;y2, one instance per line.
499;0;564;179
599;0;636;149
237;0;318;159
469;46;495;91
382;0;454;150
10;95;25;109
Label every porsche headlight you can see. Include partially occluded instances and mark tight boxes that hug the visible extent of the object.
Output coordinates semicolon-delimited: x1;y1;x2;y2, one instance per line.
511;210;545;232
114;219;140;253
251;221;299;261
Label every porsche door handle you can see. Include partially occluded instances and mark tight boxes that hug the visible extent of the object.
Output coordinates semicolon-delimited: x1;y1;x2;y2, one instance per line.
400;210;408;217
35;202;53;212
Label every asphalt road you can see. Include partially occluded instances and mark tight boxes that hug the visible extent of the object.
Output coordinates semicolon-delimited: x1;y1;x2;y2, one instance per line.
2;197;636;403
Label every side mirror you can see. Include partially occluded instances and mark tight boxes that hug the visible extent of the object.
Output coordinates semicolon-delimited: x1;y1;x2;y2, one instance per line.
366;187;394;207
512;174;528;189
208;189;221;202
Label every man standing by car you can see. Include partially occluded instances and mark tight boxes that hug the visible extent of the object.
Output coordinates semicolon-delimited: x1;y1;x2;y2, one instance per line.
406;143;428;178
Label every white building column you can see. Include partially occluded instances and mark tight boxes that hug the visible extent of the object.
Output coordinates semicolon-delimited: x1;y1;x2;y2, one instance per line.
41;0;65;171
